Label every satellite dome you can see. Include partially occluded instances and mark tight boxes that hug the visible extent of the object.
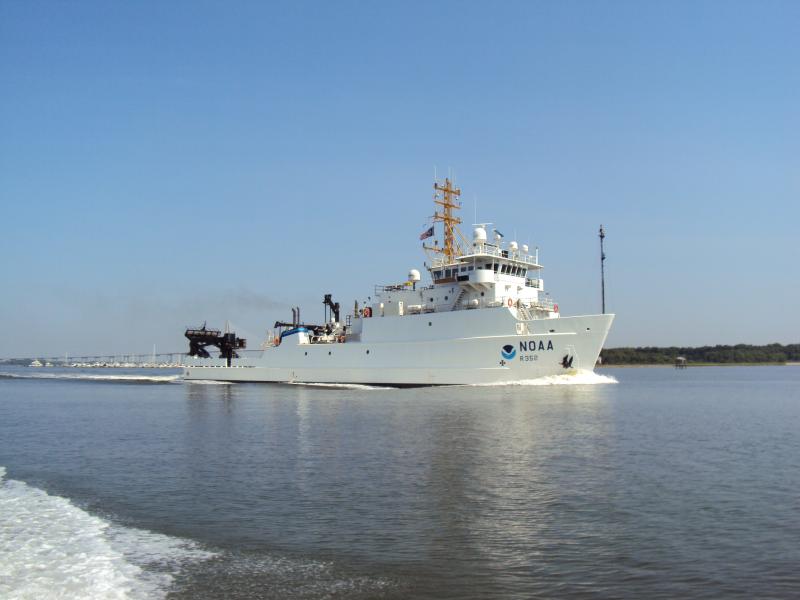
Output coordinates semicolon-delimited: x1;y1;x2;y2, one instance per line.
522;244;529;253
509;241;518;251
473;227;487;242
408;269;421;282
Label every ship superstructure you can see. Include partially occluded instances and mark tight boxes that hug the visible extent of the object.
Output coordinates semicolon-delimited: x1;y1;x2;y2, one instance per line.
183;179;614;385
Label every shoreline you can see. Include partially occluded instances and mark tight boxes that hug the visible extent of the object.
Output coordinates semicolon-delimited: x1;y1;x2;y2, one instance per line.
599;362;797;368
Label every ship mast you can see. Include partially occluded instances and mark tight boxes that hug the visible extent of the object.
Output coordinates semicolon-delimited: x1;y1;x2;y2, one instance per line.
429;177;462;263
599;224;606;314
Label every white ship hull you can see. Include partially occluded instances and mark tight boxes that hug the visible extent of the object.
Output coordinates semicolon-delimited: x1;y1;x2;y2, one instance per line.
183;309;614;386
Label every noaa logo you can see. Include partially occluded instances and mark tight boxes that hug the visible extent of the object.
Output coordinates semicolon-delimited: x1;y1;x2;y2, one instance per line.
501;344;516;360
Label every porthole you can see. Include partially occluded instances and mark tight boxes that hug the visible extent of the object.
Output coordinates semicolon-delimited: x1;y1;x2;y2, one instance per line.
304;351;308;356
586;327;591;331
428;322;432;326
549;329;555;333
366;350;370;354
328;351;332;355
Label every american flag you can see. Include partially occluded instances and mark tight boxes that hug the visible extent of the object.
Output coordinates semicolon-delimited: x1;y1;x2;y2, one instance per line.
419;226;434;240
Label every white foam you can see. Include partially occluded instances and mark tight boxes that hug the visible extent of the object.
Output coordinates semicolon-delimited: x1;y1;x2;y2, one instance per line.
0;372;180;383
286;381;394;390
468;369;619;387
181;379;235;385
0;466;215;600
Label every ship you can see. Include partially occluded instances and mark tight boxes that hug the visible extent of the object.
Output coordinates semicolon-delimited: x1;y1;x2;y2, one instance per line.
183;178;614;385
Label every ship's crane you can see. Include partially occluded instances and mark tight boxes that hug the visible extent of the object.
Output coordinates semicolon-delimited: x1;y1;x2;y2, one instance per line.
323;294;341;323
184;324;246;367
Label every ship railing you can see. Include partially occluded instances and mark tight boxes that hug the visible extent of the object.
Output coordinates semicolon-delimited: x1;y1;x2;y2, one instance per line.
403;304;435;315
429;244;540;268
375;283;410;293
374;283;433;294
357;296;556;316
450;296;556;314
529;299;556;312
185;326;222;337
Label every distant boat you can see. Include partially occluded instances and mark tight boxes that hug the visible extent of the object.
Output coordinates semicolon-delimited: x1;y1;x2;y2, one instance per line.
29;359;43;367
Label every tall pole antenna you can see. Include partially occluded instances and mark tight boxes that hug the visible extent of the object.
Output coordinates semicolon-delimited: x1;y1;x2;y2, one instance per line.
599;225;606;314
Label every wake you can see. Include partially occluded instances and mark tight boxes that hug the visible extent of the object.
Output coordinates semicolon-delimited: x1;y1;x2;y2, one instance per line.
0;466;215;600
0;372;180;384
469;370;618;387
286;381;394;391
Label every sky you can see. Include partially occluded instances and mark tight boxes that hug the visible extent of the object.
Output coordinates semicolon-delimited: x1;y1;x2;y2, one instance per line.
1;1;798;357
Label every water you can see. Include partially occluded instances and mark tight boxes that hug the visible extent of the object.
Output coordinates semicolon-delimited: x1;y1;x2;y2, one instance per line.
1;365;798;599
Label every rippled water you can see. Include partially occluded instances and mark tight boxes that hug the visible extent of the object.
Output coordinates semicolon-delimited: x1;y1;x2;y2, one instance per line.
1;365;798;599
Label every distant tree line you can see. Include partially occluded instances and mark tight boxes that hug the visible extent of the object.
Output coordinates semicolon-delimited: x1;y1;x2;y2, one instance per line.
600;343;800;365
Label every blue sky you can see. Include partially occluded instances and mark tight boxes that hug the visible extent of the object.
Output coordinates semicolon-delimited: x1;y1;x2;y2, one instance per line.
1;1;798;357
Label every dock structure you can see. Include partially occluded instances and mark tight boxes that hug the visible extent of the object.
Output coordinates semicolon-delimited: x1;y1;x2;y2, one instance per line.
675;356;687;369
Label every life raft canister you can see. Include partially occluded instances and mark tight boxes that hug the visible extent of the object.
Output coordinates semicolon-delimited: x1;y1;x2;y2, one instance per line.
363;307;372;318
554;304;559;313
508;298;513;308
